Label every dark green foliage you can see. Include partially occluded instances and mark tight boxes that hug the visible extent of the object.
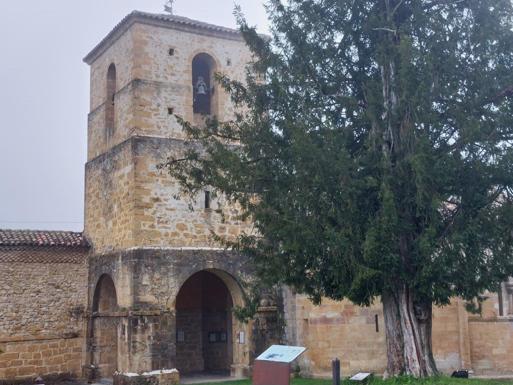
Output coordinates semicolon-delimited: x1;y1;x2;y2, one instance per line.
162;0;513;313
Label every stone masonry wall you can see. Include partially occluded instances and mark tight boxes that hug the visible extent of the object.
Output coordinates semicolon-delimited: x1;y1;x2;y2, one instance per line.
129;23;251;132
431;299;469;373
88;28;134;160
467;292;513;375
133;136;251;249
469;319;513;375
86;19;254;254
85;136;252;255
88;249;253;375
290;296;386;378
0;247;88;381
288;293;512;378
87;22;252;162
85;140;136;254
0;337;83;381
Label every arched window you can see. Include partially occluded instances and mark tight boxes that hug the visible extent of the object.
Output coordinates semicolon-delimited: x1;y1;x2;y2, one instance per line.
105;63;117;138
192;53;216;115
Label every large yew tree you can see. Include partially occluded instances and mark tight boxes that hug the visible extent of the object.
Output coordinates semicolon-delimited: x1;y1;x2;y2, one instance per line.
163;0;513;377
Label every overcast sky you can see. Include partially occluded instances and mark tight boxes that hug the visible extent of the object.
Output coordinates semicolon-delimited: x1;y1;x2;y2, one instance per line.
0;1;268;232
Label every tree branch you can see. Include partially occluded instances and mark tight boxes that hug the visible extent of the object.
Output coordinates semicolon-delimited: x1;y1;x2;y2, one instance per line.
373;28;398;34
422;0;467;11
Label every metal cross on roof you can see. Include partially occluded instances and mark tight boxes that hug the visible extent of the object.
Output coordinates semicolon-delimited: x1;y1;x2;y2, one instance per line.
164;0;175;14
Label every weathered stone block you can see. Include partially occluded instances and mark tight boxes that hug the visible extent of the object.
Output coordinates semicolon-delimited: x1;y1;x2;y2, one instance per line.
0;353;19;362
113;370;179;385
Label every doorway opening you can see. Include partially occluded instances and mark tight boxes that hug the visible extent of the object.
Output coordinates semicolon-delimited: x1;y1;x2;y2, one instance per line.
175;270;233;374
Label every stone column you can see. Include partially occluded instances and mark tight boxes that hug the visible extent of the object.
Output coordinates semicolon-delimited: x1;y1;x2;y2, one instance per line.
125;311;176;373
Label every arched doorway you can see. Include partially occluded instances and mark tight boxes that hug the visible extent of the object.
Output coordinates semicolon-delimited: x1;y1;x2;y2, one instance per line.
175;270;234;374
92;274;119;378
192;53;217;116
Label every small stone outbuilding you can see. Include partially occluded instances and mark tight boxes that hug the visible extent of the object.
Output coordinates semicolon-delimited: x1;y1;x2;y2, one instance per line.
0;230;89;381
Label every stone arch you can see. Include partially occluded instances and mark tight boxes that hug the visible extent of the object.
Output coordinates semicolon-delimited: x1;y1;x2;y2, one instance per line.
105;63;117;139
192;53;218;116
91;274;119;379
174;268;250;377
93;273;118;312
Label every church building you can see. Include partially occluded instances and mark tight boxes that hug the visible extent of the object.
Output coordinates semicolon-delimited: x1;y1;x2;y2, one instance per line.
1;10;513;383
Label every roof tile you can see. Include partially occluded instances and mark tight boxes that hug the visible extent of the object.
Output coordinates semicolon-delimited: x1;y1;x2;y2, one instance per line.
0;229;89;248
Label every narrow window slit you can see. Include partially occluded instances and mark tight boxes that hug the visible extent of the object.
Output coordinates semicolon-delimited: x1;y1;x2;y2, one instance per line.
205;191;211;210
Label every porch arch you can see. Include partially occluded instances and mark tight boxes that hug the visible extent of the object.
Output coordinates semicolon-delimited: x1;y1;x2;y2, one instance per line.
174;268;250;377
91;274;119;378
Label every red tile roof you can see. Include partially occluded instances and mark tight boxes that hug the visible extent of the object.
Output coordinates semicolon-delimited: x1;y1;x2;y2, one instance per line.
0;229;89;248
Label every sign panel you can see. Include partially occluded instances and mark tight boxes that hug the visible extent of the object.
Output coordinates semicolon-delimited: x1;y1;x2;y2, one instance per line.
256;345;306;363
350;373;372;382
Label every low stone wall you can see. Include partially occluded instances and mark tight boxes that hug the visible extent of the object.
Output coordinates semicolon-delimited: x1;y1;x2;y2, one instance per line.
0;336;83;381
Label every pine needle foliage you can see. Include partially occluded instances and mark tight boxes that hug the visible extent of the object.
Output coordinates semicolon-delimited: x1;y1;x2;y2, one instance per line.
162;0;513;373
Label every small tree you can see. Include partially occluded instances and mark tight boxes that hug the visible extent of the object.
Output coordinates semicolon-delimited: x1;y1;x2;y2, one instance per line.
162;0;513;377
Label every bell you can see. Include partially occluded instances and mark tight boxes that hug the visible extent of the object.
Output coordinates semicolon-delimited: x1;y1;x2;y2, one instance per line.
196;76;208;95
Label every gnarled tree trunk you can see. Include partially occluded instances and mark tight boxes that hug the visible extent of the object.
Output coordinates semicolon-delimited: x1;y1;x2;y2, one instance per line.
382;291;405;377
382;287;438;378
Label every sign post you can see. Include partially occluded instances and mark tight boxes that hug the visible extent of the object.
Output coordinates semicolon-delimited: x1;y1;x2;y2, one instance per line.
253;345;307;385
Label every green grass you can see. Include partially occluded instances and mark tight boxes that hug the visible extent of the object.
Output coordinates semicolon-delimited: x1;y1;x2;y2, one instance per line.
200;377;513;385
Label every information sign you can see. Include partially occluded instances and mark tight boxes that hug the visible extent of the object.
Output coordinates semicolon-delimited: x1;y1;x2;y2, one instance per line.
256;345;307;363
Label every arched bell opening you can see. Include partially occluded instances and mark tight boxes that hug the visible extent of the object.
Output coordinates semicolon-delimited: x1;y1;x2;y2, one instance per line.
91;274;119;379
192;53;217;117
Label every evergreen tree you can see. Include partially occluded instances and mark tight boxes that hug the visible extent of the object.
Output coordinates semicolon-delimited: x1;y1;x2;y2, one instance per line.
162;0;513;377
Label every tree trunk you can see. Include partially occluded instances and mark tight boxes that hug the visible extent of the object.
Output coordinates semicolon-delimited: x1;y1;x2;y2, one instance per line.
382;291;405;377
416;299;438;376
382;286;438;377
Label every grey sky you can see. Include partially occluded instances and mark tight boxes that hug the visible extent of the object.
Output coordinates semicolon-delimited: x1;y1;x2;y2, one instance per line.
0;1;268;231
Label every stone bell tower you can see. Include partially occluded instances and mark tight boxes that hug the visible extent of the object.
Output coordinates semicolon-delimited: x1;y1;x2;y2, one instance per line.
82;11;281;379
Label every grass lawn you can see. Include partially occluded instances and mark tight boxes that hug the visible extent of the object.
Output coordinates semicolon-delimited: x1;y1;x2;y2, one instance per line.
200;377;513;385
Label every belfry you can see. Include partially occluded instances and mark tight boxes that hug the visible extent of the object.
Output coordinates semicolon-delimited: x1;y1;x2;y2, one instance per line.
82;11;280;378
